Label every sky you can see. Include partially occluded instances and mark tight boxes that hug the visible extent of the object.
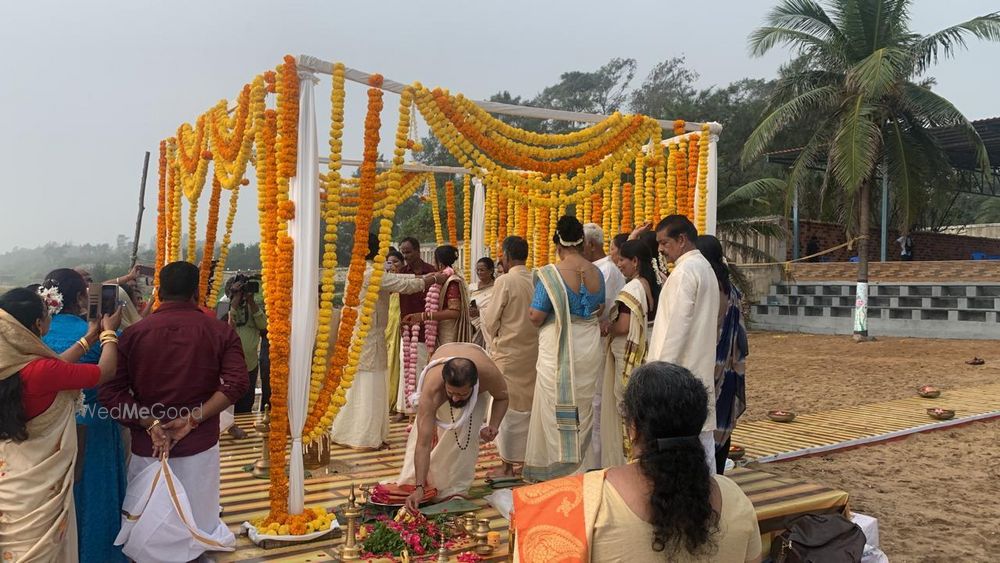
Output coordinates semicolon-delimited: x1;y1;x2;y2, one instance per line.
1;0;997;254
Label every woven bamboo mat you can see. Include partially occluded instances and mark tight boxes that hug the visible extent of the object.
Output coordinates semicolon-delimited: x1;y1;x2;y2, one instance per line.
731;383;1000;463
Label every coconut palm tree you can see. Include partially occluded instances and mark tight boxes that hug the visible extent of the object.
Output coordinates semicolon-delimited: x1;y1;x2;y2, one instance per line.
742;0;1000;338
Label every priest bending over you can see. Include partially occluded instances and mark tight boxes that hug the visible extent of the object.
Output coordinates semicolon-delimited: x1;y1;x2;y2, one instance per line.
397;342;509;511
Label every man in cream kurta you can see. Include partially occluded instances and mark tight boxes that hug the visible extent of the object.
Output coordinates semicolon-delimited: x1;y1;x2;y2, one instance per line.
647;215;720;473
481;236;538;477
331;237;447;449
583;224;625;468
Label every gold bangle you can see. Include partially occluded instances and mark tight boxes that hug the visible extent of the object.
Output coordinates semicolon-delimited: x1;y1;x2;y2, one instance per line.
100;336;119;345
77;338;90;353
100;330;117;339
146;419;161;435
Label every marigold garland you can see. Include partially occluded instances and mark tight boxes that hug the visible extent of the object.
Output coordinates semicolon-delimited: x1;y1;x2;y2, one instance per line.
688;134;699;219
666;143;678;216
198;176;222;304
697;124;711;233
644;151;656;224
462;175;472;279
676;141;689;222
208;184;241;305
428;176;444;245
154;141;168;306
445;180;458;247
633;155;645;226
621;182;634;233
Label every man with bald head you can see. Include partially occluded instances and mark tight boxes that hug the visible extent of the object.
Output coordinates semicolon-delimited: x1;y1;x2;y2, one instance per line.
397;343;509;511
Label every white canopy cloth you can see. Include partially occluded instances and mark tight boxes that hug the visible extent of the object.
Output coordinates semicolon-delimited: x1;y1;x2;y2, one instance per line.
471;177;486;261
286;65;321;515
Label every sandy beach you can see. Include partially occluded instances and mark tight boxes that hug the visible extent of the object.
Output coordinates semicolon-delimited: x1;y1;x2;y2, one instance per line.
743;333;999;561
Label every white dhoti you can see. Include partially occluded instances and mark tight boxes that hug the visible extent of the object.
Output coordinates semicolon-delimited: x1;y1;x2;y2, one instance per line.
589;335;610;469
523;317;603;482
331;368;389;449
397;391;489;500
396;341;428;415
497;409;531;464
116;444;234;562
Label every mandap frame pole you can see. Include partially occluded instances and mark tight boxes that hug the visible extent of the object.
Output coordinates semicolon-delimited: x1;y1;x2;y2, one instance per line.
130;151;151;267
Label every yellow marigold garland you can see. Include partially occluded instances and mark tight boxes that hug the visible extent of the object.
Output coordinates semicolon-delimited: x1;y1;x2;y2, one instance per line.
463;175;472;279
697;124;711;234
428;176;444;245
445;180;458;247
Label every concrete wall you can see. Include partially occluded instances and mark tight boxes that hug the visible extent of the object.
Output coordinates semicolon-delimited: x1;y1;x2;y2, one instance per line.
788;261;1000;283
791;220;1000;262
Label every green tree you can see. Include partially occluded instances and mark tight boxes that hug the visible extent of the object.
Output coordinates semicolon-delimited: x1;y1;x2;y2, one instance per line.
742;0;1000;338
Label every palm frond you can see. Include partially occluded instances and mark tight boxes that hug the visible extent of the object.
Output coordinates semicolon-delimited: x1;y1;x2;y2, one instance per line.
829;95;881;195
718;178;787;208
902;83;990;170
916;12;1000;72
749;26;835;58
884;120;926;231
741;85;839;165
765;0;842;39
846;47;912;99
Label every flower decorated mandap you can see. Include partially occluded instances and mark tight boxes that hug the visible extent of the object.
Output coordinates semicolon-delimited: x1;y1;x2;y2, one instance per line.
154;54;722;534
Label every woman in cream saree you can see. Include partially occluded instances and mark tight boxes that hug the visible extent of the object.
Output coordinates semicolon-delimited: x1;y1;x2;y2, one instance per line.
600;239;657;468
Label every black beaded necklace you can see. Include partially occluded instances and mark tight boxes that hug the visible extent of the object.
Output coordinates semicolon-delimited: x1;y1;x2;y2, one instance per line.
449;404;474;450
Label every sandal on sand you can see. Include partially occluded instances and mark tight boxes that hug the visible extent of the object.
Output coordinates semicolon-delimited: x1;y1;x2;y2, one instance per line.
965;357;985;366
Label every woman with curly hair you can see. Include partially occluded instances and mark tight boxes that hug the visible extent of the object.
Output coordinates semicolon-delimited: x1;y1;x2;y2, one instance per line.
512;361;761;562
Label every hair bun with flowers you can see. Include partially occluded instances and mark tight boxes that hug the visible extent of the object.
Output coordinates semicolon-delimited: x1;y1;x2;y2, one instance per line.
37;283;64;316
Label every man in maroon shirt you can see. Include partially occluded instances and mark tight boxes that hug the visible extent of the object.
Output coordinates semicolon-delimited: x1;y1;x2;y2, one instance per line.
99;261;247;546
396;237;436;415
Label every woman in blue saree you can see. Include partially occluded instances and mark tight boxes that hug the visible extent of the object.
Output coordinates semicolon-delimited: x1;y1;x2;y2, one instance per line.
694;237;748;475
40;268;127;562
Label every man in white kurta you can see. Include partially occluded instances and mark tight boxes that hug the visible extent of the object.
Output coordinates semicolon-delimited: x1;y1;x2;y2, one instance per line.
331;240;447;449
647;215;720;473
583;223;625;468
481;236;538;477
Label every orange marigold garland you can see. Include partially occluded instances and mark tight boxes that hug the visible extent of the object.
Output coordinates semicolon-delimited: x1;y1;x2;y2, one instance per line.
154;141;168;306
208;183;242;305
445;180;458;247
621;182;634;233
676;141;689;222
198;176;223;304
673;119;686;136
262;54;300;521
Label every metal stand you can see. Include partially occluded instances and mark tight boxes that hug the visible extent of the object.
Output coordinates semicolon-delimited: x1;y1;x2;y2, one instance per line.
251;415;271;478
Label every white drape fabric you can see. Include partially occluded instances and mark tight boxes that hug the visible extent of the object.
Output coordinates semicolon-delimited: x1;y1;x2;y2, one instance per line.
287;67;321;515
471;177;486;261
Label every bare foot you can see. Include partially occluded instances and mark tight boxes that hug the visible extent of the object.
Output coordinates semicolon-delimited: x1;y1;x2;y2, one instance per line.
228;425;249;440
486;463;516;479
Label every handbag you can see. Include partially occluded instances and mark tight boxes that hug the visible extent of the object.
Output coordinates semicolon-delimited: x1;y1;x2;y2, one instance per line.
770;513;866;563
